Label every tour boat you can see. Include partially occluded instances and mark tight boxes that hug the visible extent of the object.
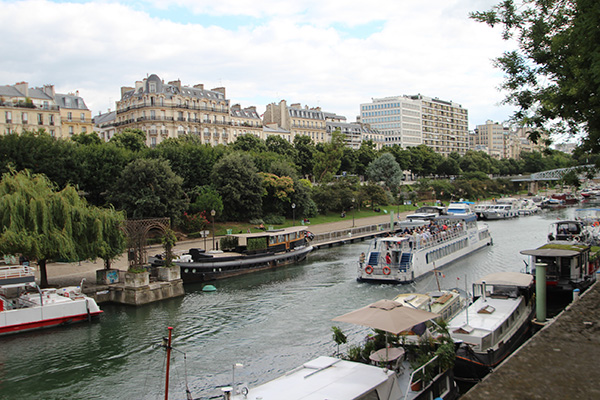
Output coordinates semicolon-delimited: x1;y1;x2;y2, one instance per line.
357;214;492;284
149;227;314;284
480;204;518;220
520;241;599;292
447;272;535;382
445;201;474;215
0;265;102;336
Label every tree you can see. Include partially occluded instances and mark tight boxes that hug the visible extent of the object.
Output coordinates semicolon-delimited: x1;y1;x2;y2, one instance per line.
356;140;378;176
293;135;316;178
471;0;600;153
71;132;102;145
210;152;263;221
231;133;267;153
313;130;344;183
108;158;189;222
266;135;297;158
109;128;147;152
259;172;295;216
0;170;126;287
366;153;402;192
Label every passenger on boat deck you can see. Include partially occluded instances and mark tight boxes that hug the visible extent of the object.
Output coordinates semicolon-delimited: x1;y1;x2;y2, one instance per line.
385;252;391;264
359;252;366;268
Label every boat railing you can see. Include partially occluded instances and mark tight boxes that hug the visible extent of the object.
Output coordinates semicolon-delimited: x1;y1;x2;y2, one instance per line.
404;355;440;400
408;228;467;251
0;265;35;281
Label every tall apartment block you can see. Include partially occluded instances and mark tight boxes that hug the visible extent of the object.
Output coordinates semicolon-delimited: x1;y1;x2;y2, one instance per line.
360;94;469;156
114;74;232;147
0;81;92;138
473;120;547;159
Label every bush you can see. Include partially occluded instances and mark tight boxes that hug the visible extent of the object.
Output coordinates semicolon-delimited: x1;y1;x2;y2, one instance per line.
247;237;267;251
264;214;285;225
249;218;264;225
220;236;239;251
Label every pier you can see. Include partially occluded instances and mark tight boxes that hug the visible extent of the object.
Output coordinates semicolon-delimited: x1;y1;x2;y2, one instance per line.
462;279;600;399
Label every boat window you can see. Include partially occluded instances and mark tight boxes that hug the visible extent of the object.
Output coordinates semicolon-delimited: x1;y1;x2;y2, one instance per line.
269;237;276;245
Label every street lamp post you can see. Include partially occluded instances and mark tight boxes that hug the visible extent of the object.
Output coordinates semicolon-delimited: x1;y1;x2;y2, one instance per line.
211;209;216;250
292;203;296;226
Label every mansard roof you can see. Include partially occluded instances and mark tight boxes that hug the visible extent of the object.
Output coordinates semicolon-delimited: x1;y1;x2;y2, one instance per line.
55;93;89;110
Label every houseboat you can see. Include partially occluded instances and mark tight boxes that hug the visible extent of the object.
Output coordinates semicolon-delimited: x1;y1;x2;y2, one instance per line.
0;264;102;336
358;214;492;284
520;241;599;292
150;227;314;284
448;272;535;382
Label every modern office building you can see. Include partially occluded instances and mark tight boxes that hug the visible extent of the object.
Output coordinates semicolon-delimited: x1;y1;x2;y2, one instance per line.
0;81;92;138
114;74;231;147
360;94;469;155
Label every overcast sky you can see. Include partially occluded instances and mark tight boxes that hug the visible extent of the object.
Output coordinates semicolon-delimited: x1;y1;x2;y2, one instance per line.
1;0;517;130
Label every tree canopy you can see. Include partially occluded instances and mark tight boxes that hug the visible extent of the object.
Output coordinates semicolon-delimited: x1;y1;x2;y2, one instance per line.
471;0;600;154
0;170;126;287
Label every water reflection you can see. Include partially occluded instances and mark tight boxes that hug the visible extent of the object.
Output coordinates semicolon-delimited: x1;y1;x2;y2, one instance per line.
0;207;579;399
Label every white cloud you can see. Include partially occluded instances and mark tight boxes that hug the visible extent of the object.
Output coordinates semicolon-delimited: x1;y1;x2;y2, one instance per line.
0;0;516;128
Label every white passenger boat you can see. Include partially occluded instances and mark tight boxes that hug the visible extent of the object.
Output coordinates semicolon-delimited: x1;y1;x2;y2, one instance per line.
445;202;474;215
0;265;102;336
448;272;535;382
480;204;518;220
358;214;492;284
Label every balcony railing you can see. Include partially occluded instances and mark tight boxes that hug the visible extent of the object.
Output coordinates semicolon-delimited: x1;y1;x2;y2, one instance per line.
117;103;229;114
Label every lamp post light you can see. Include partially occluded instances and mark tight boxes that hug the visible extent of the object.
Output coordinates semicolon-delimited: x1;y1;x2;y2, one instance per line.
352;198;355;228
211;209;216;250
292;203;296;227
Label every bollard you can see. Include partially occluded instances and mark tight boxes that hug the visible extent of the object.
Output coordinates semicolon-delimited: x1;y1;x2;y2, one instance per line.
573;288;580;302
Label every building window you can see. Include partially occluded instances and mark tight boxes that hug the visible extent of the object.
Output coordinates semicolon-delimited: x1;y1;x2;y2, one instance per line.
22;112;28;124
38;114;43;125
149;82;156;93
81;127;87;133
67;112;72;121
80;113;85;122
49;114;55;125
69;126;74;135
5;111;11;123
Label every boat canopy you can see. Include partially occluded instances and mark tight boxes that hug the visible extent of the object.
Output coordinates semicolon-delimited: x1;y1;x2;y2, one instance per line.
435;214;477;223
231;227;308;245
520;248;583;257
475;272;533;287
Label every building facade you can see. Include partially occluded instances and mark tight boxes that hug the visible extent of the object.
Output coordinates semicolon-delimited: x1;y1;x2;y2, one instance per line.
0;82;91;138
325;114;384;150
360;94;469;155
473;120;548;159
114;74;231;147
230;104;263;140
263;100;328;144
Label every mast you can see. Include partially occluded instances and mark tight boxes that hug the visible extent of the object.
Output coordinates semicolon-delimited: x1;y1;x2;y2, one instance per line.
165;327;173;400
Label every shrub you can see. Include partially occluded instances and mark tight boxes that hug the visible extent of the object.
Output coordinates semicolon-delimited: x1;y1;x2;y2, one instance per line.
220;236;239;251
249;218;264;225
247;237;267;251
264;214;285;225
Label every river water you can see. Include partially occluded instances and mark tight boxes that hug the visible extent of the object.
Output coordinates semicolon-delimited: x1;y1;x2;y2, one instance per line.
0;207;578;399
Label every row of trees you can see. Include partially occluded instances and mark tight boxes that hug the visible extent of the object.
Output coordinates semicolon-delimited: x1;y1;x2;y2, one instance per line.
0;128;589;230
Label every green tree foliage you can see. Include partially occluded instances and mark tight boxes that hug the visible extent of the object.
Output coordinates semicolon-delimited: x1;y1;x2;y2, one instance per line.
356;140;379;176
340;146;358;175
109;128;147;152
188;185;224;216
471;0;600;153
358;182;388;209
312;178;358;214
0;170;126;287
259;172;295;216
366;153;403;192
407;145;443;176
293;135;316;178
210;152;263;221
266;135;297;158
231;133;268;153
313;130;344;183
436;156;462;177
0;130;80;188
71;132;102;145
149;136;224;191
73;143;133;206
108;158;189;222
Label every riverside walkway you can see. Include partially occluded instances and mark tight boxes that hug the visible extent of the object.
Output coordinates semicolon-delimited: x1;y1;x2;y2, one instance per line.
462;279;600;400
41;212;410;287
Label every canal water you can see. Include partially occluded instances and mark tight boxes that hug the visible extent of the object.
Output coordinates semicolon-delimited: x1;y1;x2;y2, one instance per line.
0;207;578;399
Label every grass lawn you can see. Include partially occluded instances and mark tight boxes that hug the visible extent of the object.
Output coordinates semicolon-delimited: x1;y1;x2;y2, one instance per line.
207;203;433;236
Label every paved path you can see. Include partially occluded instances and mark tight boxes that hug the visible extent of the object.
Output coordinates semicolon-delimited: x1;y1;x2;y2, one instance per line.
41;211;413;287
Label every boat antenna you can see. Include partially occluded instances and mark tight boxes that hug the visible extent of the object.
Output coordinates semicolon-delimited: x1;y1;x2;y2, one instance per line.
157;327;194;400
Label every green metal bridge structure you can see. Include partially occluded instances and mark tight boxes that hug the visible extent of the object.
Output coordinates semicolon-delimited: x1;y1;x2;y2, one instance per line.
511;164;599;193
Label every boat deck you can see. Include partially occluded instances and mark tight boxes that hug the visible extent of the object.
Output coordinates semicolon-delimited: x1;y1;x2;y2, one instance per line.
461;279;600;399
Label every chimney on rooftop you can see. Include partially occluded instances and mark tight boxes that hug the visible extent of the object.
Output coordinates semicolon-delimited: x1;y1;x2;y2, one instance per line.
15;82;29;97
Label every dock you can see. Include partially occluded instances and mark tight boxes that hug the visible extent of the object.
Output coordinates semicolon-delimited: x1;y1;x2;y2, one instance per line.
461;279;600;399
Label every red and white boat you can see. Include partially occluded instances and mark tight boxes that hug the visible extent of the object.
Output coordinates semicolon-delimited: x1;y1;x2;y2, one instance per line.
0;264;102;336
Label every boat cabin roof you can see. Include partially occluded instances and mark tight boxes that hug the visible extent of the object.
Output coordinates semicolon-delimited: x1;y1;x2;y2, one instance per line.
449;295;524;338
434;213;477;223
474;272;533;288
520;242;589;258
231;356;395;400
231;227;308;245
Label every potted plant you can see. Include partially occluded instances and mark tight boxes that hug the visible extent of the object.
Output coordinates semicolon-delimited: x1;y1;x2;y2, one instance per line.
331;326;347;356
156;229;180;281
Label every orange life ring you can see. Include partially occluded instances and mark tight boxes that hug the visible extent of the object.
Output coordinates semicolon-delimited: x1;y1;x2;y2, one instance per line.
594;221;599;227
382;266;391;275
365;265;373;274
